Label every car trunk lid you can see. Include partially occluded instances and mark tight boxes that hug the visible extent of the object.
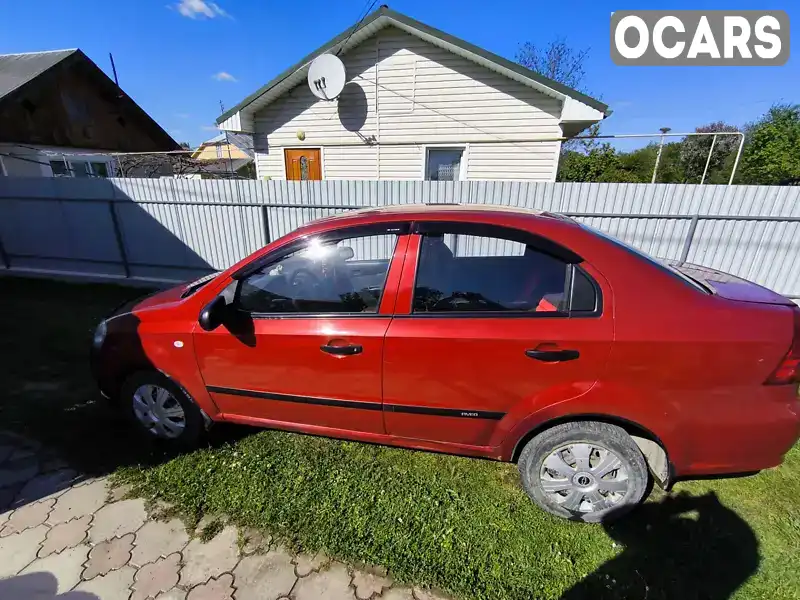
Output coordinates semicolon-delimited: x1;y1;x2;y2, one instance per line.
671;263;796;306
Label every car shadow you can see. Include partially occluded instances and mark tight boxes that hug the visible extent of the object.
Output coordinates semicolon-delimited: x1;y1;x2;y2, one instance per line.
559;491;760;600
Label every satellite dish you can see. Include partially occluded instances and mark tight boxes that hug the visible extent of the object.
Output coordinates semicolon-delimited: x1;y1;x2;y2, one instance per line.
307;54;346;101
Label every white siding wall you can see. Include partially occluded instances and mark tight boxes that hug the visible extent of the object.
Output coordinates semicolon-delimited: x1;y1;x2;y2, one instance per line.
253;27;563;181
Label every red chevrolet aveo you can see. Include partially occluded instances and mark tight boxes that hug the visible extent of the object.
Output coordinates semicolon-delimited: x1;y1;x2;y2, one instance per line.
91;205;800;521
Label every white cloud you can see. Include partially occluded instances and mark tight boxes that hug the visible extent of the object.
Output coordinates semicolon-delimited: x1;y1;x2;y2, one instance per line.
173;0;230;19
201;125;221;131
212;71;237;82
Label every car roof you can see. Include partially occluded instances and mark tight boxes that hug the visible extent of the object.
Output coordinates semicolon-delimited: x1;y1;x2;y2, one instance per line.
303;204;567;228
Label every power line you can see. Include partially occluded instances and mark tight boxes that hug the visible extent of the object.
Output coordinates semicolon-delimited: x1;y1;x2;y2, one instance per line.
336;0;381;57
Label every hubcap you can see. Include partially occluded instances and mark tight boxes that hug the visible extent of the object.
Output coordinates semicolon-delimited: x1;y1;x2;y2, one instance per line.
132;384;186;439
539;443;629;513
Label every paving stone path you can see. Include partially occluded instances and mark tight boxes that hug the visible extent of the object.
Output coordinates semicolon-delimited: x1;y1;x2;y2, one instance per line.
0;432;449;600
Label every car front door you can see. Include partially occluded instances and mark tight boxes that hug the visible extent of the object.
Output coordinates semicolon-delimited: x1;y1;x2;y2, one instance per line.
383;221;613;448
195;224;409;435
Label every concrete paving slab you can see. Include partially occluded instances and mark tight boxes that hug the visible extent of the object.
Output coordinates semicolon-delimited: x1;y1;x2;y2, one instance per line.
0;524;49;578
131;518;190;568
89;499;147;543
39;514;92;557
0;498;54;536
49;478;109;524
233;550;297;600
75;565;136;599
294;551;330;577
19;543;91;594
293;562;356;600
180;525;240;588
131;553;181;600
83;532;135;579
187;572;235;600
352;570;393;600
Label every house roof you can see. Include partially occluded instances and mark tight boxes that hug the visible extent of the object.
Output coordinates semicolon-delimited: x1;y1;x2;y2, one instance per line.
0;49;77;100
217;6;609;126
0;48;179;151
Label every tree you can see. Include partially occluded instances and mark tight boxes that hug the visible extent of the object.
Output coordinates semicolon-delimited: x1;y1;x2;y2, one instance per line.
679;122;740;184
737;104;800;185
516;38;600;153
516;38;590;92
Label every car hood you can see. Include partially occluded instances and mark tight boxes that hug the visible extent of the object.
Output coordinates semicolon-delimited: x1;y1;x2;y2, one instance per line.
671;263;795;306
107;272;220;318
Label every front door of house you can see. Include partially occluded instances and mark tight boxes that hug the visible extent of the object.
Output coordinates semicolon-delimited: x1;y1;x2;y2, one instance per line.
285;148;322;180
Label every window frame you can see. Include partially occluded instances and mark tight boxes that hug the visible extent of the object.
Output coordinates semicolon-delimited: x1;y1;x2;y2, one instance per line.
422;145;467;181
231;222;411;319
406;221;602;319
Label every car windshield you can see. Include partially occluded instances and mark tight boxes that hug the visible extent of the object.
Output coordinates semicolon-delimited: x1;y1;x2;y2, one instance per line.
579;223;711;293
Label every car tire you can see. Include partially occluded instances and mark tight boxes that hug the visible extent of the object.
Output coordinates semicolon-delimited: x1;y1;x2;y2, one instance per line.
518;421;649;523
120;372;204;448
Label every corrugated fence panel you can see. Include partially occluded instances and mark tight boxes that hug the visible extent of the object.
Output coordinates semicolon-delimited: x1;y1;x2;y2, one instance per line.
0;177;797;297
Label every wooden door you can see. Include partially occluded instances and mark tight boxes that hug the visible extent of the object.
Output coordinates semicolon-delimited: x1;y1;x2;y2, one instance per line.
285;149;322;180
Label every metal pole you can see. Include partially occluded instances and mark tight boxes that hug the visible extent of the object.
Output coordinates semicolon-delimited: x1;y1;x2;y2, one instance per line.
651;127;671;184
728;133;746;185
651;138;664;184
700;135;718;185
261;205;271;245
679;214;700;265
108;200;130;278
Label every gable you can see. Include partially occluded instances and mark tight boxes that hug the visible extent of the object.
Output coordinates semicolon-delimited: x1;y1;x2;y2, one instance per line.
254;27;562;148
218;7;608;131
0;51;177;152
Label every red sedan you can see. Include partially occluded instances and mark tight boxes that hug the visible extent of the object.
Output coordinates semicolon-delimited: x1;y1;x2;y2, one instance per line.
91;205;800;522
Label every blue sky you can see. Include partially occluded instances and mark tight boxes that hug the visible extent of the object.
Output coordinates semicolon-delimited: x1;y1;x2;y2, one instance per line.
1;0;796;149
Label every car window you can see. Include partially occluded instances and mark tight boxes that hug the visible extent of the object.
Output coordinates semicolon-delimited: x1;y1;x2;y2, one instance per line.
413;232;570;314
238;234;398;314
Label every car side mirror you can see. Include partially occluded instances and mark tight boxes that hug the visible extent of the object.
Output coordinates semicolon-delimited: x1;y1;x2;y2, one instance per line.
198;295;228;331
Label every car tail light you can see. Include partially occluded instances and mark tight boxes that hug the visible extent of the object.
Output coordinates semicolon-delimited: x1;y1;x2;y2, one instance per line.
765;307;800;385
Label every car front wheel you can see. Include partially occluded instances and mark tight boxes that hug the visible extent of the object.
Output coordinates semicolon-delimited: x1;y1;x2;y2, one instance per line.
120;372;204;447
518;421;649;522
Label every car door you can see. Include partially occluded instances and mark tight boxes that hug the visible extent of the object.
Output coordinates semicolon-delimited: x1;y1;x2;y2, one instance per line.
383;221;613;448
195;223;410;435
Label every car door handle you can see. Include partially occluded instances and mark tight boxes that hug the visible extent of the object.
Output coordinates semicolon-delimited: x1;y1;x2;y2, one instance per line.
320;343;363;356
525;349;580;362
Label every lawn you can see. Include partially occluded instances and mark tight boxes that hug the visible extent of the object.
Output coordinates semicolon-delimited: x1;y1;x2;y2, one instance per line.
1;275;799;600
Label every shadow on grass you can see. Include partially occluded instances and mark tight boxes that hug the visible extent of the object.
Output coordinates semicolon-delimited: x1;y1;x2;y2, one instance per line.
561;491;759;600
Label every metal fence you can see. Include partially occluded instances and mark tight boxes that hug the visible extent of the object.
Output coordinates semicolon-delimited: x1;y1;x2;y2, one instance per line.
0;177;798;298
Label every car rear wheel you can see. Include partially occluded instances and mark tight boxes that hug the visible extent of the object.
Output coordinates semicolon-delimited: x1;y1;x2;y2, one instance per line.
518;421;649;522
120;372;204;447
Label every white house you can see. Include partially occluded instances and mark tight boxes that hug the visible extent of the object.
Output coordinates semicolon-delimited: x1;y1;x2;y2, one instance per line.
217;7;610;182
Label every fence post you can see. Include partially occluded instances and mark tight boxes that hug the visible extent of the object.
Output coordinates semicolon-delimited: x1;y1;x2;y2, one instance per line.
108;200;130;278
261;205;271;245
679;214;700;265
0;229;9;269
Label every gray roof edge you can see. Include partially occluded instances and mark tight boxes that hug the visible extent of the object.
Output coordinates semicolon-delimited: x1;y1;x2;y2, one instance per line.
0;49;78;100
216;7;608;125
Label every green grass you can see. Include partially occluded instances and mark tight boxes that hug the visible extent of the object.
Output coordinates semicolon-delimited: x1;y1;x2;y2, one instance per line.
2;275;799;600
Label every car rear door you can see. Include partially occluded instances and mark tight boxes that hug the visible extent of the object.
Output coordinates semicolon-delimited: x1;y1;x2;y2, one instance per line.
382;221;613;448
195;223;410;435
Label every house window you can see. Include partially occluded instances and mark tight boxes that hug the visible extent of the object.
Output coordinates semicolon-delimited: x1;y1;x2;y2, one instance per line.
90;162;109;178
425;148;463;181
69;161;90;177
216;145;224;159
50;160;70;177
